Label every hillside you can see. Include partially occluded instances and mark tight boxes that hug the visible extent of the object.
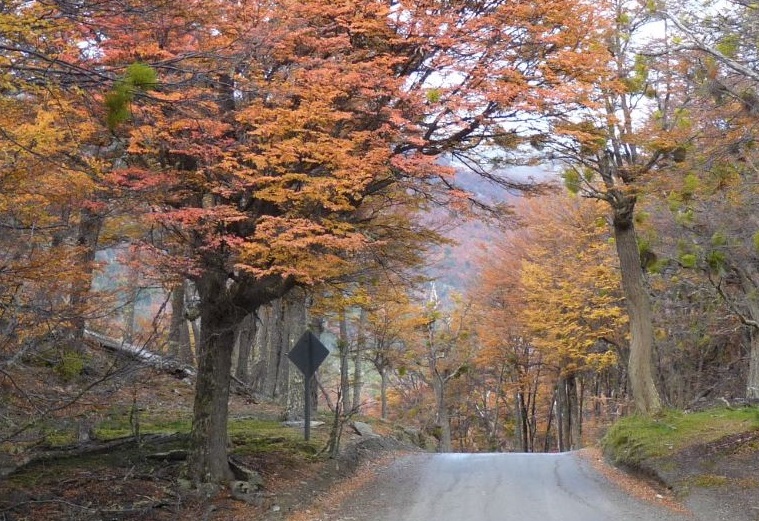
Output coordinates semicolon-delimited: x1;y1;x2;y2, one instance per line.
603;407;759;520
0;343;414;520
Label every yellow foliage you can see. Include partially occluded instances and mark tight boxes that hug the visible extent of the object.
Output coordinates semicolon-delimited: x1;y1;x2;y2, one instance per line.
518;193;625;374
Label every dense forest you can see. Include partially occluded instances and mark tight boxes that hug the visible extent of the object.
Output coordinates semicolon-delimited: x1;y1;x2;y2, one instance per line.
0;0;757;487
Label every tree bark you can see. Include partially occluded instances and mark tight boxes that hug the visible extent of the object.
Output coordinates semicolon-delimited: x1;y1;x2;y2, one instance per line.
748;330;759;400
285;292;307;420
433;374;452;452
338;310;351;415
380;367;389;420
352;308;366;413
168;282;188;361
234;313;257;383
70;207;102;343
556;376;569;452
186;269;290;484
613;197;662;414
739;270;759;400
187;273;237;484
567;373;580;450
516;389;529;452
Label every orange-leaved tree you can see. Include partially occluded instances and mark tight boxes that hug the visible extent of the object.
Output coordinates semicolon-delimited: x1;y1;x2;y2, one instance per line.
25;0;615;481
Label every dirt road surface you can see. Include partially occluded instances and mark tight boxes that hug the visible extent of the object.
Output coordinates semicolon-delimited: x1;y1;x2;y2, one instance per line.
314;452;693;521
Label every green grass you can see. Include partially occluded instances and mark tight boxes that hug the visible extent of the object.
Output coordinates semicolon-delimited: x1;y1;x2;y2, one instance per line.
689;474;729;488
93;415;192;439
92;414;322;456
228;418;322;457
603;407;759;466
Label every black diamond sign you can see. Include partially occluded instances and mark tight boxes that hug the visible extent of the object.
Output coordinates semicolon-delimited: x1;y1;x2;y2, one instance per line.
288;330;329;378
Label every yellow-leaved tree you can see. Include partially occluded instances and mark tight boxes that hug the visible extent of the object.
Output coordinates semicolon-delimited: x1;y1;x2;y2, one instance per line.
518;193;626;449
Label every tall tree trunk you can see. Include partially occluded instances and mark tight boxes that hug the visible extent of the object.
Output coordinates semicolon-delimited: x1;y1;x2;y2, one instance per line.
352;308;366;413
567;373;580;450
516;388;529;452
285;291;307;420
70;208;102;342
556;376;569;452
188;273;237;484
434;375;452;452
274;299;290;400
262;299;288;399
234;313;257;383
122;247;142;345
613;197;662;414
738;270;759;400
544;389;556;453
380;367;388;420
168;282;192;362
326;309;351;458
338;310;351;415
748;330;759;400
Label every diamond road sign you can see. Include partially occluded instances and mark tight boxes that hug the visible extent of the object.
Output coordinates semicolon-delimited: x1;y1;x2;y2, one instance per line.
288;330;329;378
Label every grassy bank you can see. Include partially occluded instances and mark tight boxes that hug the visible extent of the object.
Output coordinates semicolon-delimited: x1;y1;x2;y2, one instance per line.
602;407;759;468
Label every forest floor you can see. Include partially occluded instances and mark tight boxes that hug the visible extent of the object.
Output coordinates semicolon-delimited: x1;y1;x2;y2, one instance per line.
3;346;759;520
0;346;419;521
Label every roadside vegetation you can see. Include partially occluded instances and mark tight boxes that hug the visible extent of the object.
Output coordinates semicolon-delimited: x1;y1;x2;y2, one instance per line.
602;406;759;514
1;0;757;518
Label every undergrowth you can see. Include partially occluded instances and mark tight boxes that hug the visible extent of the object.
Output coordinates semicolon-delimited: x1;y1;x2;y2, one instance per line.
602;406;759;467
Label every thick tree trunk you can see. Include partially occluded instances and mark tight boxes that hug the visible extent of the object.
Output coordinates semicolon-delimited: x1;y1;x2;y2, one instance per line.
272;300;290;399
613;198;662;414
187;280;237;484
168;282;189;361
285;292;307;420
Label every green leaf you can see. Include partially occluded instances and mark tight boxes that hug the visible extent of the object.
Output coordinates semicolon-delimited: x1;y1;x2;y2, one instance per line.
104;62;158;129
425;88;442;103
125;62;158;90
682;172;699;201
706;250;726;273
710;231;727;247
716;34;740;58
562;169;581;194
679;253;697;268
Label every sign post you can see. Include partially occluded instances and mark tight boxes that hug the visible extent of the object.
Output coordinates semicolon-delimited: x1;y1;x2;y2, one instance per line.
287;330;329;440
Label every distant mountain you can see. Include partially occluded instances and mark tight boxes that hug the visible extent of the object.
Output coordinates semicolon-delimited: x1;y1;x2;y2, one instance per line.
425;163;554;296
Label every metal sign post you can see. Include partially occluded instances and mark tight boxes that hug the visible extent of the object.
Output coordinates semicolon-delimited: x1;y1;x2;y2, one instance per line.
287;330;329;440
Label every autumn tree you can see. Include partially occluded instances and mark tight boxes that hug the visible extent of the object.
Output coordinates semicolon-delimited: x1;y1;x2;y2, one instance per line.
469;230;541;451
364;283;428;420
518;194;625;449
470;192;627;451
532;0;708;413
652;1;759;399
3;0;623;481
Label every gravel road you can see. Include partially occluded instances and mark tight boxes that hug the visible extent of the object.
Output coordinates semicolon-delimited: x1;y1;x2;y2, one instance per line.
318;452;693;521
